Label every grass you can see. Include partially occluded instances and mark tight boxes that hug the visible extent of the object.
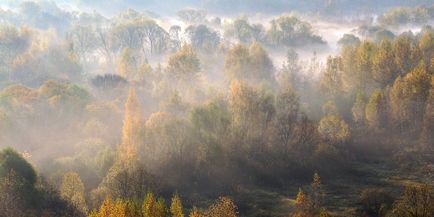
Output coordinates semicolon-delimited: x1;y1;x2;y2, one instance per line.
235;156;433;217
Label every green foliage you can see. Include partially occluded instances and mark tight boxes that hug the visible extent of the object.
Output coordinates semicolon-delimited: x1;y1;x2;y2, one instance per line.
0;147;36;185
265;16;325;47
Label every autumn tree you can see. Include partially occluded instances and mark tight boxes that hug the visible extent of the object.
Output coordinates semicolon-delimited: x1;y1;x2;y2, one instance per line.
355;41;376;91
390;184;434;217
117;48;139;80
60;172;88;214
248;42;275;84
185;25;220;52
119;88;142;163
275;86;300;156
170;193;184;217
393;35;413;76
320;56;343;99
365;89;387;131
166;44;200;83
359;188;394;217
224;44;250;82
142;192;156;217
318;113;350;146
372;39;396;87
205;197;238;217
224;43;275;84
352;91;366;127
311;173;324;212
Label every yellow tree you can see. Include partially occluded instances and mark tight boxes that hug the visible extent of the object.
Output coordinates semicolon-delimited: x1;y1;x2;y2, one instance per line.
372;39;396;87
60;172;88;214
205;197;238;217
318;114;350;146
117;48;138;80
170;193;184;217
352;91;366;127
294;188;310;216
142;192;156;217
119;88;142;162
166;44;200;83
365;89;387;131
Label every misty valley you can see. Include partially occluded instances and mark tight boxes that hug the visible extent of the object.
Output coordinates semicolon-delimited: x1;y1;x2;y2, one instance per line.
0;1;433;217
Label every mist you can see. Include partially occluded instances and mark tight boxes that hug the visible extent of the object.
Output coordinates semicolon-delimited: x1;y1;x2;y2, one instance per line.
0;1;433;217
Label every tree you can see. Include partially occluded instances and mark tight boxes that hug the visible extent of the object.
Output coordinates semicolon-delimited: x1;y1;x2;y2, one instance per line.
60;172;88;214
224;43;275;84
393;35;412;76
225;18;264;43
294;188;310;216
372;39;396;87
277;49;302;91
0;148;36;185
391;184;434;217
189;207;205;217
154;198;169;217
248;42;275;84
389;76;409;134
318;114;350;146
275;87;300;156
337;34;360;46
224;44;250;81
117;48;139;80
266;16;325;47
119;88;142;162
170;193;184;217
311;173;324;212
177;9;206;24
320;56;343;99
0;25;30;80
166;44;200;83
205;197;238;217
355;41;376;91
185;25;220;52
420;77;434;150
68;25;98;63
352;91;366;127
365;89;387;131
359;188;393;217
142;192;156;217
419;31;434;69
402;63;431;128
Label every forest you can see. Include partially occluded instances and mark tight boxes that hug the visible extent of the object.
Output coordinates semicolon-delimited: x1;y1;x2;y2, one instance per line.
0;1;433;217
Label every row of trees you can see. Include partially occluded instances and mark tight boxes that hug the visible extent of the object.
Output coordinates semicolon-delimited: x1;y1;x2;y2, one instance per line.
319;30;434;151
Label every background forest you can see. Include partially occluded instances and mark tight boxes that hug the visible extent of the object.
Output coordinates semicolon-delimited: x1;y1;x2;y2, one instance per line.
0;1;433;217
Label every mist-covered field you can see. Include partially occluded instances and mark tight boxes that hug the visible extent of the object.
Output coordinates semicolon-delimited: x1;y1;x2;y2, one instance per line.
0;1;433;217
